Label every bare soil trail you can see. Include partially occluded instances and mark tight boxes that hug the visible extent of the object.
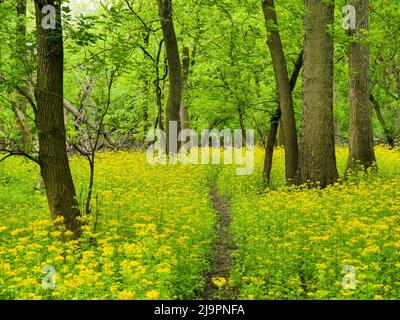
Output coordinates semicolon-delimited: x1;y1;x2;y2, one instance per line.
200;183;237;300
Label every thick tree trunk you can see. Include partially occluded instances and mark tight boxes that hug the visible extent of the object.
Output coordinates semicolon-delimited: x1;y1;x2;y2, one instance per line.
34;1;81;239
157;0;182;151
347;0;376;171
295;0;339;188
262;0;298;182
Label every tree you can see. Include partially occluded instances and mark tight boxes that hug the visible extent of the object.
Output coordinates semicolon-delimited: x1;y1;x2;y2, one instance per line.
11;0;31;147
347;0;376;171
370;94;394;149
263;50;303;186
295;0;339;187
157;0;182;151
34;0;81;238
180;43;193;131
262;0;299;182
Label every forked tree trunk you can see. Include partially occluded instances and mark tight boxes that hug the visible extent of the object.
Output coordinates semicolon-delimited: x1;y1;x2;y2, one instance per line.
262;0;299;182
347;0;376;171
34;0;81;238
157;0;182;151
295;0;339;188
263;50;303;187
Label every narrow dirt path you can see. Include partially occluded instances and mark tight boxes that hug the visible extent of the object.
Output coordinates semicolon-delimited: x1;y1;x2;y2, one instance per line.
200;183;237;300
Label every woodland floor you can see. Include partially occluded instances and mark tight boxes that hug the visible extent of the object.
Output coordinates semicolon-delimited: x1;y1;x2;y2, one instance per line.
1;147;400;300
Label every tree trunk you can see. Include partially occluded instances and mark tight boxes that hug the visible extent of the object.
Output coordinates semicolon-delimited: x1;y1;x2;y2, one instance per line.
142;79;150;134
397;105;400;141
263;50;303;187
34;1;81;239
347;0;376;171
275;120;285;146
180;45;190;130
154;39;164;131
295;0;339;188
262;0;298;182
263;109;280;186
157;0;182;151
370;94;394;149
334;116;342;145
237;104;246;145
13;0;31;147
11;102;30;146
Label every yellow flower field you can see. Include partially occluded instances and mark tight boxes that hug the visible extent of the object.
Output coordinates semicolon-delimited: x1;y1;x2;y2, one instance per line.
0;151;216;299
1;146;399;300
217;146;400;299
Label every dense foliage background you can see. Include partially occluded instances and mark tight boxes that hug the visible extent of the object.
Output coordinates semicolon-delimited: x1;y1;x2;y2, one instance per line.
1;0;399;146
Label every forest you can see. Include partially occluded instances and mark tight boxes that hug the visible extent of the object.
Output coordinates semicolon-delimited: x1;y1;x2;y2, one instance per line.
0;0;399;301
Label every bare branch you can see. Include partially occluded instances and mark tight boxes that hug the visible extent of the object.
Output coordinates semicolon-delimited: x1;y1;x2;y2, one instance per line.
63;99;118;150
125;0;161;32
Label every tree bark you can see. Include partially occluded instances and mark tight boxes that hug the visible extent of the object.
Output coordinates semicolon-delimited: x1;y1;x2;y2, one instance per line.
157;0;182;151
34;0;81;239
347;0;376;171
262;0;299;182
263;109;280;186
275;121;285;146
295;0;339;188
